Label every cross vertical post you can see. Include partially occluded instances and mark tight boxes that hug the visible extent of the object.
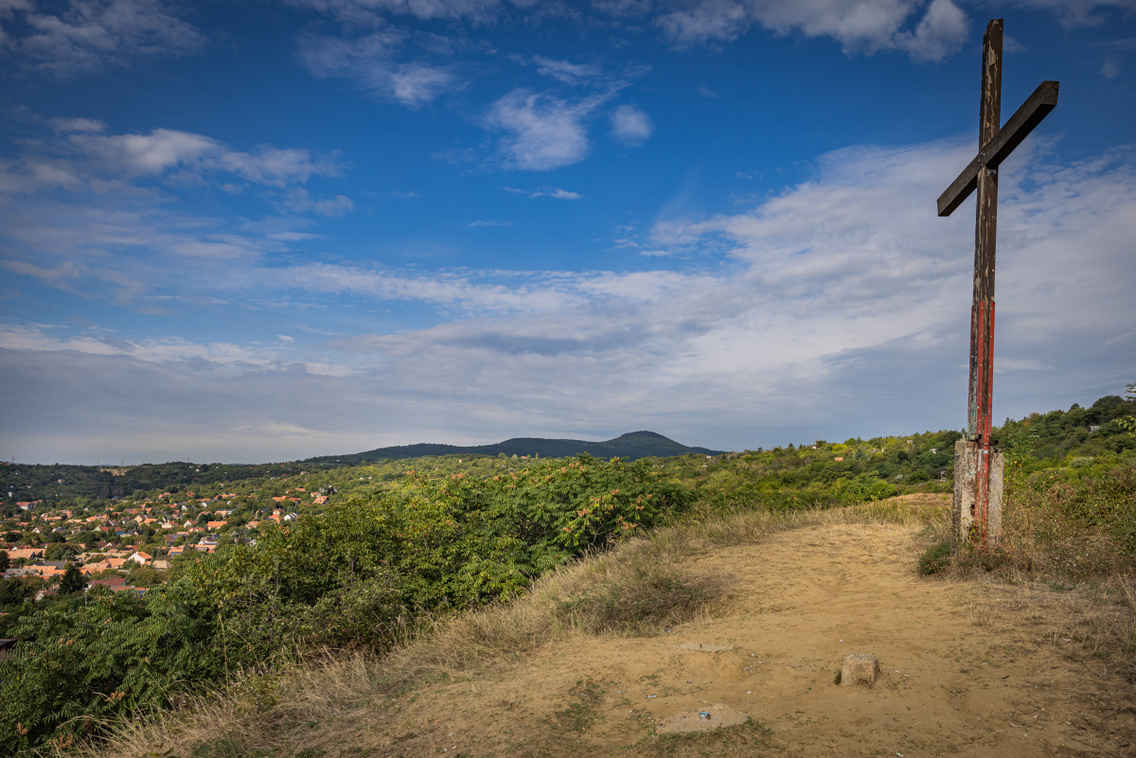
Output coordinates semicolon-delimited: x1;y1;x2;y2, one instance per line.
937;19;1058;551
969;19;1001;550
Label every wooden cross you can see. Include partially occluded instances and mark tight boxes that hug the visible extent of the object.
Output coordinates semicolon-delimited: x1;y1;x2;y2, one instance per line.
938;19;1058;548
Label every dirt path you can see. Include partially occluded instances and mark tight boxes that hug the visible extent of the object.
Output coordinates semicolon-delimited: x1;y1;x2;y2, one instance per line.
364;521;1136;757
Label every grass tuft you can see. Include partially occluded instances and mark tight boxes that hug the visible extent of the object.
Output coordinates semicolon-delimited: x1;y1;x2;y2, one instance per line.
556;560;725;636
917;538;952;575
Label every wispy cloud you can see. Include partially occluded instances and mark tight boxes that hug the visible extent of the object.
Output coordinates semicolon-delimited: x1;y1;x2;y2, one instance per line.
48;117;108;133
298;28;461;107
610;103;654;145
1;125;345;197
290;0;505;26
503;185;583;199
1010;0;1136;28
484;88;616;170
0;0;206;76
655;0;750;47
642;0;1136;61
284;189;355;216
649;0;969;61
511;54;605;84
0;126;343;196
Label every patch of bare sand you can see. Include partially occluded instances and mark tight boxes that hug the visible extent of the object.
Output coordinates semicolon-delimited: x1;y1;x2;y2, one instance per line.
358;521;1136;757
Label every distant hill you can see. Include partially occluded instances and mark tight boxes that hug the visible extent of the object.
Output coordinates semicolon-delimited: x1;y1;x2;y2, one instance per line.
303;431;724;464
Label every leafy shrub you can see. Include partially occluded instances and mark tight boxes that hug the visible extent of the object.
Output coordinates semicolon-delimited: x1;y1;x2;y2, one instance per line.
995;458;1136;578
833;473;898;505
0;584;221;754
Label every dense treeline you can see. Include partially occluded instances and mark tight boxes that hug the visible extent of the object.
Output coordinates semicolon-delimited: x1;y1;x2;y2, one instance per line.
653;393;1134;508
0;461;328;507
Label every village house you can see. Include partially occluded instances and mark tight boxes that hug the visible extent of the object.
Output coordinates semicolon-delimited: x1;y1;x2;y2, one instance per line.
6;548;44;562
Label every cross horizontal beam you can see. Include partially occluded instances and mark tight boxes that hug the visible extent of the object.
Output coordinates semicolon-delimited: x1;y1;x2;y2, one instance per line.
937;80;1059;217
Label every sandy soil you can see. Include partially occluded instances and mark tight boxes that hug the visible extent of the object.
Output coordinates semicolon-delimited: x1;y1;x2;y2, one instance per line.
360;520;1136;757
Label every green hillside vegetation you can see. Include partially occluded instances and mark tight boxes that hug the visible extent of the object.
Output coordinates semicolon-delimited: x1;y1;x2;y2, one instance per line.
0;391;1132;756
0;456;691;754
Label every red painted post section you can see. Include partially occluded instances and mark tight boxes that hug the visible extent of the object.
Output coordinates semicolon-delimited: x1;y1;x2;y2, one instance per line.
971;301;995;548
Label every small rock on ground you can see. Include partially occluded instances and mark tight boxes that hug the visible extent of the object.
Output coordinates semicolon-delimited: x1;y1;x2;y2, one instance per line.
655;703;749;734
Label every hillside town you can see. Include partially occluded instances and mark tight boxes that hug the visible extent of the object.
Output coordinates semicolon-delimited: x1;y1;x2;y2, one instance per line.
0;485;332;599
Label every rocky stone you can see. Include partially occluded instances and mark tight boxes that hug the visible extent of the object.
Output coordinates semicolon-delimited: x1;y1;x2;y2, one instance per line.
656;703;748;734
841;653;879;686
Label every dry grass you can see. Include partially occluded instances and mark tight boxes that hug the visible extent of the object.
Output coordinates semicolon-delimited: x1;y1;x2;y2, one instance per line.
66;491;1135;758
63;651;389;758
916;479;1136;682
1001;574;1135;662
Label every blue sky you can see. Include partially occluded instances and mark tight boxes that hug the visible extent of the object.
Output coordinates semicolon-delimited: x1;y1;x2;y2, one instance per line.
1;0;1134;465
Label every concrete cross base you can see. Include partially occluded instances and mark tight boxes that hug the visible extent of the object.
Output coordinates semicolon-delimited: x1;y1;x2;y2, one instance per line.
952;439;1004;549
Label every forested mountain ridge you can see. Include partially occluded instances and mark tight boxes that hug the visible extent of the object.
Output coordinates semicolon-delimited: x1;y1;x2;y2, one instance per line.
0;432;718;504
303;430;723;465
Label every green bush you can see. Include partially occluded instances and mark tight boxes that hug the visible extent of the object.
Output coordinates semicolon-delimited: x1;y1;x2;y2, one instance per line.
916;539;952;576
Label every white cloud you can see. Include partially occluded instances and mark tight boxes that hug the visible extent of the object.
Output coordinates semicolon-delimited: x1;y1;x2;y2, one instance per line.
0;126;343;196
298;28;406;78
610;103;655;145
484;89;614;170
298;30;459;107
48;117;107;133
220;145;343;186
69;128;220;176
651;0;969;61
0;323;293;371
1007;0;1136;27
502;185;583;199
528;55;603;84
0;0;205;76
892;0;968;62
292;0;504;25
285;189;356;216
656;0;750;46
271;263;589;314
0;259;85;290
390;62;458;106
